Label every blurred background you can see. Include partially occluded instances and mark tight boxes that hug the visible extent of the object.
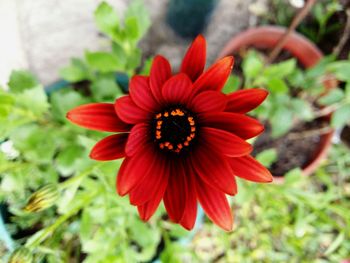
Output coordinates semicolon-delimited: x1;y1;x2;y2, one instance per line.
1;0;350;262
0;0;259;86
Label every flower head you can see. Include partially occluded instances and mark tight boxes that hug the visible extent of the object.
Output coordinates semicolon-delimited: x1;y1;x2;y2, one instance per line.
67;35;272;231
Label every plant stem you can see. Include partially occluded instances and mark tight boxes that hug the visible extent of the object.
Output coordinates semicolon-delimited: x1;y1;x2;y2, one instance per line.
332;8;350;58
25;191;97;249
267;0;317;64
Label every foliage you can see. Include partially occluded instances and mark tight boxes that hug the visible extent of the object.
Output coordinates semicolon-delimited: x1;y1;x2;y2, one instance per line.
59;0;151;102
1;1;350;262
261;0;343;44
192;146;350;262
229;50;350;138
0;2;188;262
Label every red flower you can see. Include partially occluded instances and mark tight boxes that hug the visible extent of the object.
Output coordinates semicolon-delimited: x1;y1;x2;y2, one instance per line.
67;35;272;231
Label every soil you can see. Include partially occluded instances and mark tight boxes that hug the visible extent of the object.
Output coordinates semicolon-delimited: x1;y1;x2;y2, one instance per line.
253;119;329;177
341;125;350;148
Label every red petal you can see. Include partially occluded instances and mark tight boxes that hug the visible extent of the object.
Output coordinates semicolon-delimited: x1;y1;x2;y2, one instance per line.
116;145;155;196
129;75;160;112
138;159;170;221
200;112;264;139
150;55;172;104
229;155;273;183
66;103;130;132
115;96;151;124
189;90;226;113
196;178;233;231
125;123;150;157
164;160;187;223
162;73;192;105
226;88;268;113
129;153;169;206
191;145;237;195
192;56;234;96
200;127;252;157
90;133;128;161
180;35;206;81
179;161;197;230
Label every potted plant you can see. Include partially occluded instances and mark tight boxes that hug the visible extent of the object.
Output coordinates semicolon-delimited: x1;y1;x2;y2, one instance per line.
218;25;350;181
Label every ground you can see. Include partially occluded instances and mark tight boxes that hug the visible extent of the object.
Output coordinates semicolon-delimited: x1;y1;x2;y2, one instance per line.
0;0;261;86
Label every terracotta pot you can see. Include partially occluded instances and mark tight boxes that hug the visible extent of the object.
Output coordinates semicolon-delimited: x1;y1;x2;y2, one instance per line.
218;26;334;180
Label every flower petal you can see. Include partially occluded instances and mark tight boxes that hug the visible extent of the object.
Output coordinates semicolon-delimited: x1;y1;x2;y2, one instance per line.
226;88;268;113
229;155;273;183
200;127;252;157
189;90;226;113
180;35;206;81
192;56;234;96
125;123;150;157
115;96;152;124
191;145;237;195
150;55;172;104
179;160;197;230
164;160;187;223
196;177;233;231
129;75;160;112
200;112;264;139
90;133;128;161
138;171;168;221
116;145;155;196
129;153;169;206
66;103;130;132
162;73;192;105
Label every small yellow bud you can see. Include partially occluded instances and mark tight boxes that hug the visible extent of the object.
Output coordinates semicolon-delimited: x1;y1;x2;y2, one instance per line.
24;184;59;212
8;247;33;263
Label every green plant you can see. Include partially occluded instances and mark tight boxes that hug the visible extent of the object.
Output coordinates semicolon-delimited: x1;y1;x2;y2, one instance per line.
59;0;151;102
190;142;350;262
261;0;343;45
231;50;350;138
0;2;192;262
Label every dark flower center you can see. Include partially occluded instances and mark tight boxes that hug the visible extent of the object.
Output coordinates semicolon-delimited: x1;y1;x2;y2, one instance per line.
152;107;196;153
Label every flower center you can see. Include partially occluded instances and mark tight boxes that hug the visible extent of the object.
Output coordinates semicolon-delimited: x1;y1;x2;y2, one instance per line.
152;107;196;154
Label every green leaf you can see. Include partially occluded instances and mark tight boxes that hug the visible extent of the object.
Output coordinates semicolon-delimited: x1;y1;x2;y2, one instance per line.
291;98;314;121
222;75;241;94
60;58;90;82
318;88;345;106
324;232;344;256
264;59;296;78
55;145;85;176
16;85;49;116
111;42;127;67
331;104;350;128
85;51;120;72
10;124;58;164
126;47;142;71
50;88;88;122
256;149;277;168
8;70;38;92
125;0;151;39
267;78;288;93
94;2;120;37
242;50;264;79
270;106;294;137
124;17;139;41
327;61;350;81
0;92;15;118
90;74;122;101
